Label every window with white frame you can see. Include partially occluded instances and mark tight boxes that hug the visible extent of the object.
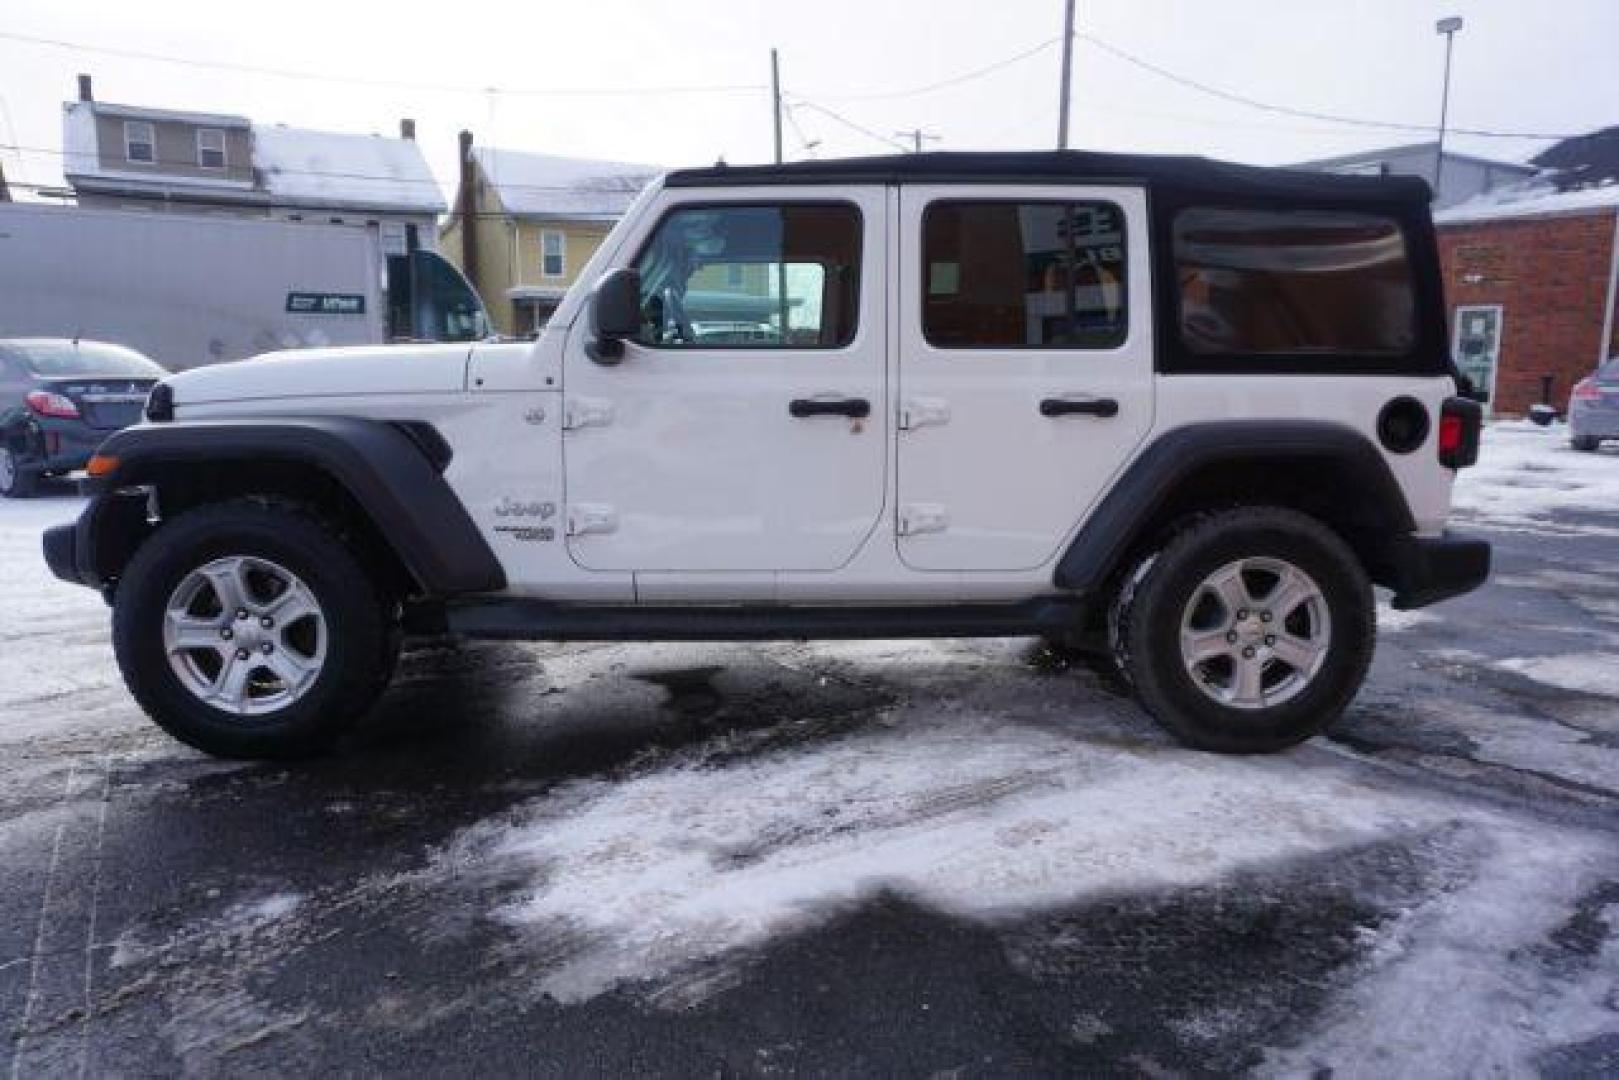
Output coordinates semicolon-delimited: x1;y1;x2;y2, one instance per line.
196;128;226;169
124;121;155;164
541;230;565;277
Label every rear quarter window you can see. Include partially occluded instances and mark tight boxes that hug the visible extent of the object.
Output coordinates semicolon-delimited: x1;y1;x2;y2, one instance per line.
1173;207;1416;359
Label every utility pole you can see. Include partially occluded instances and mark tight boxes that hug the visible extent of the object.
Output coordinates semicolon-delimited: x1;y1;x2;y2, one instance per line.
894;128;941;154
1057;0;1076;149
1434;16;1463;199
770;48;784;164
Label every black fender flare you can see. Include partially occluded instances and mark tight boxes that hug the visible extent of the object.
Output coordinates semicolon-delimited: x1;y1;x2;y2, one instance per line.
86;416;505;596
1053;420;1416;592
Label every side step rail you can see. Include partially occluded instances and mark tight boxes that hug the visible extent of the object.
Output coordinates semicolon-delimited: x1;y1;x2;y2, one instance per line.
441;596;1089;643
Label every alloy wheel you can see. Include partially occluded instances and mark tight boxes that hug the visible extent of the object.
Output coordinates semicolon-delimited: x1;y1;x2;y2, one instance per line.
1178;556;1331;710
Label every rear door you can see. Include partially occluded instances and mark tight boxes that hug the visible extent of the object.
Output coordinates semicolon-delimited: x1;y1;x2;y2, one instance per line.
895;185;1154;570
562;190;887;573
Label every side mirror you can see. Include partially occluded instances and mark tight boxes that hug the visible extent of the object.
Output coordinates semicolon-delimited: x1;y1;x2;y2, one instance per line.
588;268;641;364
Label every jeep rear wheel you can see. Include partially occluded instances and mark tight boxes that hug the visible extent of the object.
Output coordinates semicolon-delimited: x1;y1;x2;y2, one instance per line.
1114;507;1375;753
113;499;399;759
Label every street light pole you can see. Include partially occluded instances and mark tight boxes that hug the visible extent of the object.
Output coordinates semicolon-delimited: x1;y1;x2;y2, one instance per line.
1434;16;1463;200
1057;0;1076;149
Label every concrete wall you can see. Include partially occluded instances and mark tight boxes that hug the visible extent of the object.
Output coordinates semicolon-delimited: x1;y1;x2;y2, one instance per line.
1439;210;1619;414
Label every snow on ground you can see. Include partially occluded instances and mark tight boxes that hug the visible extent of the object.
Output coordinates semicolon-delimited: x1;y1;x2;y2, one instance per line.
1451;420;1619;536
2;421;1617;1072
0;495;119;725
453;686;1612;1036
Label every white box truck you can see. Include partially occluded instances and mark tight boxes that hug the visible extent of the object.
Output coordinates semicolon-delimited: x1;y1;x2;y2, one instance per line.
0;202;487;371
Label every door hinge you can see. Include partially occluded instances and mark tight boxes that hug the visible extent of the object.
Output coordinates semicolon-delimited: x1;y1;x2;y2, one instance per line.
898;397;951;431
566;504;618;537
898;504;949;536
562;397;615;431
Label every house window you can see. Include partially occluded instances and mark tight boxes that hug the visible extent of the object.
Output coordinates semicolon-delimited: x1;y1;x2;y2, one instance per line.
197;128;226;169
541;231;566;277
124;121;155;164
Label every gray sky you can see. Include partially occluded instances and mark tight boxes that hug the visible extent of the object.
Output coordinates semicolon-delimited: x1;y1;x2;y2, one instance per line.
1;0;1614;202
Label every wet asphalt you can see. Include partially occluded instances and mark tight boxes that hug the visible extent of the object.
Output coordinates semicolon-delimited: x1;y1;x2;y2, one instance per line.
2;491;1617;1078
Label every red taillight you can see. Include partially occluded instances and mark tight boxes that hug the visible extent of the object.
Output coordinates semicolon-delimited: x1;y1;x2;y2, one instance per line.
25;390;79;419
1572;378;1600;401
1438;413;1464;454
1438;396;1482;469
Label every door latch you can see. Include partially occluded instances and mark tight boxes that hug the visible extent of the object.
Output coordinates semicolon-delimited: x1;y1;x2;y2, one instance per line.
898;504;949;536
898;397;951;431
566;504;618;537
562;397;616;430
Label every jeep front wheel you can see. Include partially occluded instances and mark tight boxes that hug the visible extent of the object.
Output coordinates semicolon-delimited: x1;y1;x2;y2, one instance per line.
1114;507;1375;753
112;499;399;759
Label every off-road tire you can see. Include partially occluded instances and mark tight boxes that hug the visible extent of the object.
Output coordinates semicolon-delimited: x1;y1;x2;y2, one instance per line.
1112;507;1375;753
113;498;399;759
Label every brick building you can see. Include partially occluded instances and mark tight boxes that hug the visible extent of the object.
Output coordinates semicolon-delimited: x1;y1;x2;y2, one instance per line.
1435;185;1619;416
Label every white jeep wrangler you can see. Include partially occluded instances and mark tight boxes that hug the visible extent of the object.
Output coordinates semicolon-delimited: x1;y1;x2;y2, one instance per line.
44;151;1488;759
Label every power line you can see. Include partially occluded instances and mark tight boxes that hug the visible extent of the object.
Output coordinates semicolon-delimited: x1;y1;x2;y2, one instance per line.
809;36;1063;102
893;128;941;153
0;141;660;193
1077;32;1577;141
0;29;766;98
785;99;912;153
1;177;623;219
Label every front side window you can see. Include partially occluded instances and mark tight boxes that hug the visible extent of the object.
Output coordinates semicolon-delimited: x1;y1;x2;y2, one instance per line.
125;121;155;164
541;231;565;277
633;203;861;348
1174;207;1415;357
197;128;226;168
922;200;1127;349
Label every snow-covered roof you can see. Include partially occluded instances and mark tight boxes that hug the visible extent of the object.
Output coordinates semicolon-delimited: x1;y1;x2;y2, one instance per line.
473;147;659;220
254;124;445;215
60;101;444;215
1436;178;1619;224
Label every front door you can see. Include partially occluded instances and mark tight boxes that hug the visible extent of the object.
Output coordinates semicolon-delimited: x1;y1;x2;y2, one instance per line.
895;185;1155;571
1452;304;1503;415
562;191;887;573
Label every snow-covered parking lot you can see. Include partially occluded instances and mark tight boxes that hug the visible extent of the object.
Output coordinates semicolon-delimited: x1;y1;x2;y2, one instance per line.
2;423;1617;1076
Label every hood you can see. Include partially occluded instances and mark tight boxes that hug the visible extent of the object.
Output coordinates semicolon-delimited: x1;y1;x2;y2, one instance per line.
164;343;474;407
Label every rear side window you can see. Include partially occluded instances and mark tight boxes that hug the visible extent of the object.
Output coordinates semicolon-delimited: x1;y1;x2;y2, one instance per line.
633;203;861;349
922;201;1127;349
1173;207;1415;357
1599;360;1619;381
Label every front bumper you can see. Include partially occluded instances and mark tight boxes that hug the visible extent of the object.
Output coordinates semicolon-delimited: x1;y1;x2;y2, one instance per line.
42;520;82;585
42;493;147;594
1384;531;1491;610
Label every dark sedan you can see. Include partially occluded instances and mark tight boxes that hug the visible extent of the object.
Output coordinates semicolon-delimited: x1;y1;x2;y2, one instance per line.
0;339;167;497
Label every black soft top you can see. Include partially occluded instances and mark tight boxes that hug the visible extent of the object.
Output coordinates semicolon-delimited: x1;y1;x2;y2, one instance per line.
665;150;1432;207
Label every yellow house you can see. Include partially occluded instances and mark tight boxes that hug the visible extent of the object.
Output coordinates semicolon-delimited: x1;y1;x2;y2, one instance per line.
440;137;657;336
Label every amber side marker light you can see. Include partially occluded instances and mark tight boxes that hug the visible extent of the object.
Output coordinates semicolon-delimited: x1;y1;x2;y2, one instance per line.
86;454;121;478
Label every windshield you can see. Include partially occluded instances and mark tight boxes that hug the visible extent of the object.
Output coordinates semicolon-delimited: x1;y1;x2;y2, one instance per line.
7;341;167;378
1599;360;1619;381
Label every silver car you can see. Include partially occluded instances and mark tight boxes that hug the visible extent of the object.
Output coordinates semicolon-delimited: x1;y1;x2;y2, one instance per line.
1570;359;1619;452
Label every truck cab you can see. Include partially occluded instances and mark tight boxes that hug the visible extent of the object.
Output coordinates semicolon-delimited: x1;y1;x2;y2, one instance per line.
44;151;1488;760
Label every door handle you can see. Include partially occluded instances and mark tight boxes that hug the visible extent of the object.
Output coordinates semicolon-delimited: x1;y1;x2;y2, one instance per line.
790;397;871;419
1040;397;1119;418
